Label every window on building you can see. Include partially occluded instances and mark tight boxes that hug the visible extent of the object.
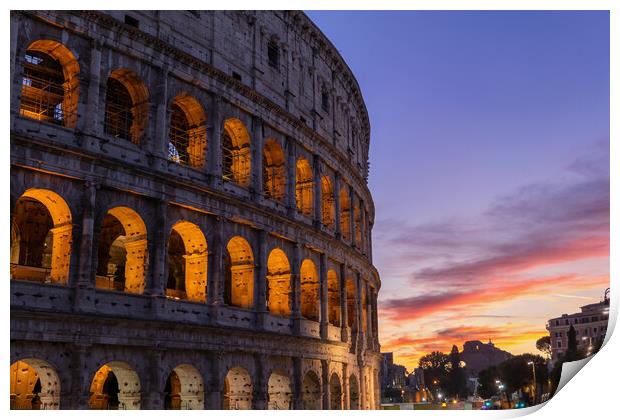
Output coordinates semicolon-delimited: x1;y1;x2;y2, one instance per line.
321;89;330;113
167;95;207;167
20;41;80;128
124;15;139;28
104;69;149;145
557;341;562;348
267;40;279;69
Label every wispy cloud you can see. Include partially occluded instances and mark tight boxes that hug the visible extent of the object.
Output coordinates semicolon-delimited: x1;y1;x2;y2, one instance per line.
375;148;609;368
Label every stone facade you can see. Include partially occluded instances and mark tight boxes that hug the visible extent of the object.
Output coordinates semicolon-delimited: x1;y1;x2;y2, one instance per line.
10;10;381;410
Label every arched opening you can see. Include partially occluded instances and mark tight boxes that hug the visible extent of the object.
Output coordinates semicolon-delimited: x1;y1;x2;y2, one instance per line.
321;176;335;229
164;364;204;410
222;118;251;187
327;269;340;327
224;236;254;309
89;361;141;410
168;94;207;168
10;189;72;284
301;371;321;410
339;187;350;241
222;367;252;410
10;359;60;410
300;259;319;322
362;286;368;333
95;207;147;294
266;248;291;317
329;373;342;410
104;68;149;145
166;221;208;302
354;203;362;246
263;139;286;202
349;375;360;410
295;158;313;216
267;370;292;410
20;40;79;127
346;279;357;332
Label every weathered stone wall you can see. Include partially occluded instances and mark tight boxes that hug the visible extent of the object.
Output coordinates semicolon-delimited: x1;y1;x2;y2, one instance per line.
10;10;381;410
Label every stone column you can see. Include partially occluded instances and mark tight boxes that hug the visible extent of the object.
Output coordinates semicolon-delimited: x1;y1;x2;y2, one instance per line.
372;289;380;350
251;115;264;198
359;203;367;255
365;283;373;347
255;229;268;328
321;359;330;410
74;182;97;312
356;272;364;351
81;40;102;136
339;262;348;342
208;216;225;308
319;252;329;339
141;350;163;409
207;94;223;188
291;241;302;334
68;344;91;409
342;363;350;410
349;186;356;246
313;154;322;227
147;200;168;297
292;356;303;410
150;67;169;172
359;365;367;410
285;136;297;216
334;172;342;238
252;353;268;410
206;352;224;409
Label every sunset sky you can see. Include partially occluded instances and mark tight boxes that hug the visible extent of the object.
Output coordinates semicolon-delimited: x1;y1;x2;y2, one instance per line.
307;11;610;370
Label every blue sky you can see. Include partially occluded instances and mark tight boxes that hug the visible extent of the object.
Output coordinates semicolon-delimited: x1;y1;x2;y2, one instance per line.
307;10;610;367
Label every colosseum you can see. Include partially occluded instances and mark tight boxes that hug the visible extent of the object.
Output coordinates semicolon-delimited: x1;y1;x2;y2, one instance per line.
10;10;381;410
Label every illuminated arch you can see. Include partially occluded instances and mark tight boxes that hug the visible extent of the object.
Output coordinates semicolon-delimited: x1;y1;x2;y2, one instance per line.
267;370;292;410
11;188;73;284
266;248;291;316
349;374;360;410
300;259;319;322
168;94;207;168
339;187;350;241
224;236;254;309
222;367;252;410
166;221;208;303
222;118;251;187
89;361;141;410
301;371;321;410
10;359;61;410
321;176;335;229
95;207;147;294
104;68;149;145
295;158;313;216
362;286;368;333
164;364;204;410
327;269;340;327
263;139;286;202
329;373;342;410
346;279;357;331
20;40;80;127
354;202;362;246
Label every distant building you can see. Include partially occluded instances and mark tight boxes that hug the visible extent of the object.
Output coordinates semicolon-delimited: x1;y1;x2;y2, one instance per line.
546;291;610;363
380;353;408;403
460;340;512;379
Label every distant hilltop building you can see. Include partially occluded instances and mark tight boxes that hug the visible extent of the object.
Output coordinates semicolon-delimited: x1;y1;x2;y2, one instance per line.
460;340;513;378
546;290;610;363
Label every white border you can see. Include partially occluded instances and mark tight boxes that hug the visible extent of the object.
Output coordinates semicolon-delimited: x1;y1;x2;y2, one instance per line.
2;1;616;419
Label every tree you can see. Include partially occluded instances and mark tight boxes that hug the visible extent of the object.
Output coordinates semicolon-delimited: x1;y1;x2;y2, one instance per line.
565;325;582;362
536;336;552;359
446;345;467;399
418;351;449;395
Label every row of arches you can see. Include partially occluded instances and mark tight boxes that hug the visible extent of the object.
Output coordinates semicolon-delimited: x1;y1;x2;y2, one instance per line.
10;358;363;410
11;188;374;330
17;39;366;242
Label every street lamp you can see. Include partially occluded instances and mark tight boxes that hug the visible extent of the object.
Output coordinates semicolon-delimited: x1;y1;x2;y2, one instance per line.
527;361;536;404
